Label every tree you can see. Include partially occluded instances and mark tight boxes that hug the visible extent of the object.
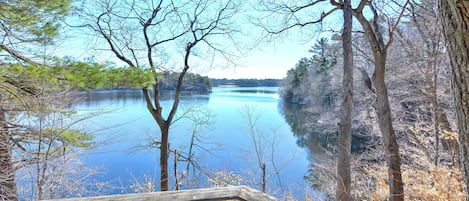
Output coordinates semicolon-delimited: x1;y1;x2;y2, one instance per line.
241;105;285;195
439;0;469;199
257;0;409;200
282;38;340;106
392;0;457;167
0;60;149;201
175;106;215;190
336;0;353;200
0;2;72;200
350;2;409;200
0;1;159;199
0;104;16;201
0;0;71;64
1;60;129;200
14;91;97;200
310;38;338;71
283;57;311;104
86;0;241;191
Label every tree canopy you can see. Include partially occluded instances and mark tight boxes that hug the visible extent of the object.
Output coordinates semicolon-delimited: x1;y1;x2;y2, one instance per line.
0;0;71;64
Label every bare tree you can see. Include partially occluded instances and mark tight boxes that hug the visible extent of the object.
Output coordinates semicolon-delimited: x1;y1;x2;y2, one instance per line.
86;0;241;191
0;77;107;201
351;2;409;200
256;0;410;200
180;107;216;189
349;2;410;200
336;0;353;200
168;106;217;190
240;105;285;195
12;91;101;200
391;0;457;167
0;107;16;201
439;0;469;199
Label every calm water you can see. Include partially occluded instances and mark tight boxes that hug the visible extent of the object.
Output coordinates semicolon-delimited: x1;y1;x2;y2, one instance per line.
73;87;318;198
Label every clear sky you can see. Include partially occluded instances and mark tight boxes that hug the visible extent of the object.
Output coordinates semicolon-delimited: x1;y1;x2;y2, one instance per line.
55;33;312;80
204;40;312;79
54;0;334;80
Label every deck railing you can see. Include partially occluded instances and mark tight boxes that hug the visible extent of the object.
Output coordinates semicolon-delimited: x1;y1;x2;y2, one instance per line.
43;185;279;201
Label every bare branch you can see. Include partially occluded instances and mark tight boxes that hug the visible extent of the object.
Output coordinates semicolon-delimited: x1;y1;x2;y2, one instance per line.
353;8;384;56
288;0;330;12
355;0;368;13
168;0;238;124
330;0;343;8
266;8;340;35
385;0;410;50
0;44;40;66
96;12;136;68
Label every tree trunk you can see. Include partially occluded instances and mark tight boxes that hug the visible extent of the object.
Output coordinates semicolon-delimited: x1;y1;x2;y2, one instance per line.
373;56;404;201
439;0;469;199
428;60;441;167
0;108;17;201
353;4;405;199
160;124;169;191
437;105;460;166
142;86;170;191
336;0;353;200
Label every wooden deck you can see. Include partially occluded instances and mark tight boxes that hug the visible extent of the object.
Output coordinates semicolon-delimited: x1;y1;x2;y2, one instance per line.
42;186;279;201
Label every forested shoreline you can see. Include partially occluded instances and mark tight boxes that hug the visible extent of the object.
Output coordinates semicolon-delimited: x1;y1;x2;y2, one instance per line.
2;0;469;201
277;2;464;198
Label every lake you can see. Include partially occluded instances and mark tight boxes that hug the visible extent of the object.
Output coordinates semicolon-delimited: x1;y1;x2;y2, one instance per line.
73;86;322;199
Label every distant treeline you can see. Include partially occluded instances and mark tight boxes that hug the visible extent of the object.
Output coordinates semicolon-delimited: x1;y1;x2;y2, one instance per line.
159;72;212;93
210;78;281;87
158;76;281;94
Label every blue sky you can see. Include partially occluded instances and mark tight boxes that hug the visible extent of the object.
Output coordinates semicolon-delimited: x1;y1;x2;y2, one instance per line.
202;40;312;79
54;0;340;80
55;32;313;79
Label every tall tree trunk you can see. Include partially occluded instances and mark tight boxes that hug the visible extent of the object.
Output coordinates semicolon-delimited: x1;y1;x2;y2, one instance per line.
438;0;469;199
141;46;190;192
373;56;404;201
353;3;404;199
142;85;170;192
426;56;441;167
0;108;17;201
160;124;169;191
336;0;353;200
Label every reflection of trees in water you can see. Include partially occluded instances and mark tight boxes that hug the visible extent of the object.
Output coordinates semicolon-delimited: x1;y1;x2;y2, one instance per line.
82;89;143;104
280;100;377;157
279;37;377;158
280;102;335;158
78;89;210;107
280;99;378;194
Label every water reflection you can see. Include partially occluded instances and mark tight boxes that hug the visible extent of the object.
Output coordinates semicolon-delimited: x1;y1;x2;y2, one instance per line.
280;102;334;161
280;99;376;156
79;89;144;106
78;89;211;107
73;87;310;199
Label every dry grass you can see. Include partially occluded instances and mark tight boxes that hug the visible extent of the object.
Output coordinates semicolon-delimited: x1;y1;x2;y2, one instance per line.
308;141;466;200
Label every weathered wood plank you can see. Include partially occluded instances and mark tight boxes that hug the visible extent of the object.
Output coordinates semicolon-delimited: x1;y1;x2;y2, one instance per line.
42;185;279;201
238;186;280;201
